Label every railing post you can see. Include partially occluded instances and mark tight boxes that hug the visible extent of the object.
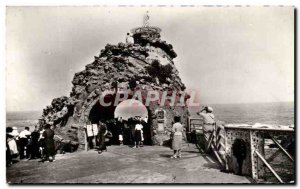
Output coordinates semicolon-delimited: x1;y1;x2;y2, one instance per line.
205;128;215;152
224;127;229;171
249;130;265;180
187;117;190;132
250;130;258;180
84;128;88;152
214;123;217;146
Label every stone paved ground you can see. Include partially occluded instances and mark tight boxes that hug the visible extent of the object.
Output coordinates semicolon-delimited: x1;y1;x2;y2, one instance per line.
7;143;251;184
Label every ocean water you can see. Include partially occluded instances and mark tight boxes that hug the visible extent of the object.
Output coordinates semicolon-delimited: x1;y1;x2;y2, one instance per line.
6;111;41;121
6;102;294;131
214;102;294;126
189;102;294;126
6;111;41;131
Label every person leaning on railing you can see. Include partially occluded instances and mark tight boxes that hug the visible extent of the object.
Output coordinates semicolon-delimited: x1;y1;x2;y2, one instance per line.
197;106;215;132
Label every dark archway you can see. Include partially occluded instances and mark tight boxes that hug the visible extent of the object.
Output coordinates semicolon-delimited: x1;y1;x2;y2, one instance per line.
88;93;153;145
88;94;118;144
88;94;116;124
114;99;152;145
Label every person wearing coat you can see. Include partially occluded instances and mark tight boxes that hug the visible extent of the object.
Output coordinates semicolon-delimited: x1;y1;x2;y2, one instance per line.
28;126;40;159
42;124;55;162
97;121;108;154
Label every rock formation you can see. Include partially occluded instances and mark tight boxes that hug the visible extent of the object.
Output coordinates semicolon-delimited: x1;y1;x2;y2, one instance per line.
36;17;190;152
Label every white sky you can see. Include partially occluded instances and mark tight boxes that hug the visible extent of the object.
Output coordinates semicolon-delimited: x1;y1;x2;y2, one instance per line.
6;6;294;111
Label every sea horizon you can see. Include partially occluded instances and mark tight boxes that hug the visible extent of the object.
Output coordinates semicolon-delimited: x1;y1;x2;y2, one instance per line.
6;101;294;128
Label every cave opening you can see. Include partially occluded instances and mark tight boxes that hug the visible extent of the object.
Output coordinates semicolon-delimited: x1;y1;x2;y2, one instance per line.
88;94;153;146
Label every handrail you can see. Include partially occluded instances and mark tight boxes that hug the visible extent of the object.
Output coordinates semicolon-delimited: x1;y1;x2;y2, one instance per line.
224;125;294;132
189;116;295;183
255;150;284;183
201;123;227;169
269;135;294;162
224;125;294;183
218;133;225;140
205;128;215;152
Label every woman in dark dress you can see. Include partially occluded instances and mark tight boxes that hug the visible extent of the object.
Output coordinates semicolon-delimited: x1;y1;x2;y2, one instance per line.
6;127;13;167
42;124;55;162
29;126;40;159
97;121;107;154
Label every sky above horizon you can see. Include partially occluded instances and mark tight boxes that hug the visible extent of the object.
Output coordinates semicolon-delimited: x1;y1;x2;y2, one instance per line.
6;6;294;111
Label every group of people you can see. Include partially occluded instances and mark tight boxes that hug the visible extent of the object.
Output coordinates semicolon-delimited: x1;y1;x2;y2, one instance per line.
6;124;56;167
88;116;147;154
117;116;147;148
90;106;215;159
7;106;215;165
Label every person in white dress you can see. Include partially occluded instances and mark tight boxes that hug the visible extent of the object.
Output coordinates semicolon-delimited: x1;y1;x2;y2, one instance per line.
134;120;143;148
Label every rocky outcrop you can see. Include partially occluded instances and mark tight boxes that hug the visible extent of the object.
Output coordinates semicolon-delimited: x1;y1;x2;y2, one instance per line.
36;24;190;151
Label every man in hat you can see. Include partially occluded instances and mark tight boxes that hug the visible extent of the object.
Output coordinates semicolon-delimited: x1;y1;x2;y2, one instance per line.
197;106;215;133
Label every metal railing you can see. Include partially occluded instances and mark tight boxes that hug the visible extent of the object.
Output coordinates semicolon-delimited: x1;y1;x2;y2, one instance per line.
212;125;294;183
188;117;295;183
203;123;227;170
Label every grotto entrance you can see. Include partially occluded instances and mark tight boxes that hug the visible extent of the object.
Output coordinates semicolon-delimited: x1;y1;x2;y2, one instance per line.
114;99;152;145
88;94;153;146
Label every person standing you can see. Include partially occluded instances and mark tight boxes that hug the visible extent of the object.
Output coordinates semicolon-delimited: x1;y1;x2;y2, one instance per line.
171;116;184;158
133;120;143;148
97;122;107;154
140;116;148;147
6;127;14;167
29;126;40;159
11;127;20;152
127;118;135;146
38;129;45;160
19;127;31;159
197;106;215;132
117;117;124;146
42;124;55;162
7;127;19;164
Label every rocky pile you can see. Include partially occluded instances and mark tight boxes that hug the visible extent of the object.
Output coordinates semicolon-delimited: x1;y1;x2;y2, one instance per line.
36;26;190;151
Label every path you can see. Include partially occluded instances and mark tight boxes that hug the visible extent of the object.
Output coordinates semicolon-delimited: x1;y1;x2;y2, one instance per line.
7;143;251;184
